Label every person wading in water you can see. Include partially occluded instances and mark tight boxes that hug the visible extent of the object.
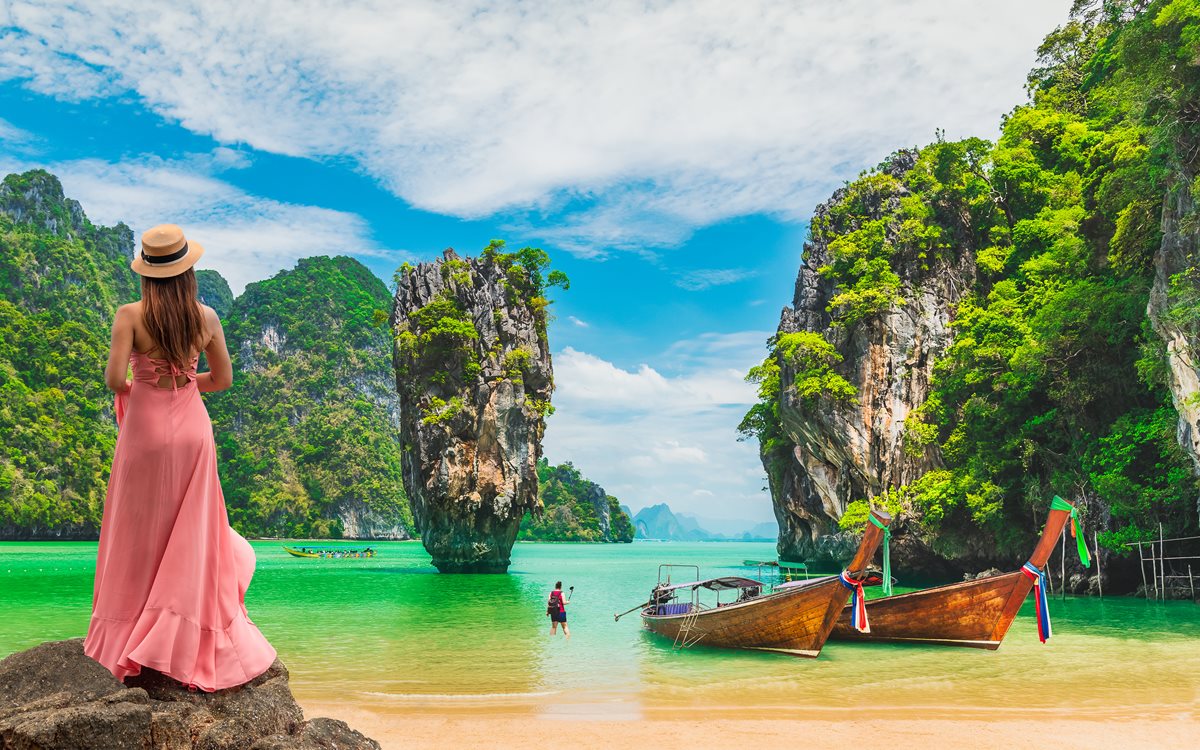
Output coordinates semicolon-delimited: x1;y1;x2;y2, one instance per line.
547;581;570;639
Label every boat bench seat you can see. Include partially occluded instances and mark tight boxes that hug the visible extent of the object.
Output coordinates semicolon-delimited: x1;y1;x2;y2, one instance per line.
656;603;693;616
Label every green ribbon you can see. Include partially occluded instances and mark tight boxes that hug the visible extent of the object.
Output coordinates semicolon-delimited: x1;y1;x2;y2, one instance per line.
1051;495;1090;568
869;512;892;596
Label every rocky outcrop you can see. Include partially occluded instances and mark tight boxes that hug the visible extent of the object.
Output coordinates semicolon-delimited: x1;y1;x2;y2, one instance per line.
337;503;412;540
392;248;554;572
770;151;974;571
0;170;90;240
1149;185;1200;507
195;270;233;318
0;639;378;750
0;170;135;270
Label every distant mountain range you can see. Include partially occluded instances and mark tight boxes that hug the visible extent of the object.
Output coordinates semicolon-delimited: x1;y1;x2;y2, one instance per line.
631;503;777;541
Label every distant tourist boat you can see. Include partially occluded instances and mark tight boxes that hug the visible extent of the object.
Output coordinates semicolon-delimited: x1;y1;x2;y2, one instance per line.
282;545;376;559
743;558;811;582
828;498;1079;649
618;509;890;657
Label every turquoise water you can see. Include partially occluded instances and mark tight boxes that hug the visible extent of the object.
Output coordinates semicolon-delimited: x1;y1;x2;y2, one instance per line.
2;540;1198;720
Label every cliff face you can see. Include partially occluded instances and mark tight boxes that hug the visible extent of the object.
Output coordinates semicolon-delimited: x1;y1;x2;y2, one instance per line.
1149;186;1200;500
0;171;92;242
771;151;973;571
392;248;554;572
0;171;137;540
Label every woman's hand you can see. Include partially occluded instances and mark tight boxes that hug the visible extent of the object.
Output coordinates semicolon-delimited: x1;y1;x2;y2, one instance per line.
197;307;233;393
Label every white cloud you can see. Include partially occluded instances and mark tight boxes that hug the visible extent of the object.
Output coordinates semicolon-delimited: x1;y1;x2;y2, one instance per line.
652;441;708;465
676;268;757;291
0;117;34;144
567;316;589;328
543;331;775;520
0;0;1069;253
23;153;406;294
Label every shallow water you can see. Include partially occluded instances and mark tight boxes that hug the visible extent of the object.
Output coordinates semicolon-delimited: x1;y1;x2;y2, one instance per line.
2;540;1198;720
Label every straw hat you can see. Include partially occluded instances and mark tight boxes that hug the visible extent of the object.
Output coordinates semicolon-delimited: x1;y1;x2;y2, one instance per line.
131;224;205;278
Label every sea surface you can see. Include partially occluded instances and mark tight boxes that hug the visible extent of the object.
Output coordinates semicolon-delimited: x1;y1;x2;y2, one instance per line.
2;540;1198;721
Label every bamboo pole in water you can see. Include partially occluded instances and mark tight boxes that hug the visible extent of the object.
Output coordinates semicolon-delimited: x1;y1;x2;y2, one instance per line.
1151;542;1159;599
1095;529;1103;598
1139;542;1149;599
1160;522;1166;600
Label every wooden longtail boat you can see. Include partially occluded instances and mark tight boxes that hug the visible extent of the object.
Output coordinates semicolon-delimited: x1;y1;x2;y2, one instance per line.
626;509;890;657
283;546;320;558
829;499;1077;649
282;545;376;559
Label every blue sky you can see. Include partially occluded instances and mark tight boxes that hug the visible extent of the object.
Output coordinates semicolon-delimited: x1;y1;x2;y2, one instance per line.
0;1;1069;523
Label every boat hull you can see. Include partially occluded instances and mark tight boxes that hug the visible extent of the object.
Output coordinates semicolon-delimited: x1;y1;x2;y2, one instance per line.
282;546;319;558
829;571;1029;649
829;499;1075;650
642;577;846;657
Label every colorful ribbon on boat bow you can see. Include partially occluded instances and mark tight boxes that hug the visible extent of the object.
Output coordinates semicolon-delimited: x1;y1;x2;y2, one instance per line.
839;571;870;633
1050;495;1090;568
1020;562;1052;643
869;512;892;597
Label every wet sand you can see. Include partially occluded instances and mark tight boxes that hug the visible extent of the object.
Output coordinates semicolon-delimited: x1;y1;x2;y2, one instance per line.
304;702;1200;750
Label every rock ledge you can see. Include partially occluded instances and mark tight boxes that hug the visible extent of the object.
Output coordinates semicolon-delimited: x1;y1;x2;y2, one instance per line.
0;639;379;750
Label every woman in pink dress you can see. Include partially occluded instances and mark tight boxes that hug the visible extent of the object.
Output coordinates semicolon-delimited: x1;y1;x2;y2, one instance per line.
84;224;276;691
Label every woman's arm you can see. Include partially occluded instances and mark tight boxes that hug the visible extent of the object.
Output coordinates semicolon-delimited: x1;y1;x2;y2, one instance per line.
196;307;233;393
104;305;135;393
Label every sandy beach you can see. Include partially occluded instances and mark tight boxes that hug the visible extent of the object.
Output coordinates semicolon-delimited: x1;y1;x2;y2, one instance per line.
301;705;1200;750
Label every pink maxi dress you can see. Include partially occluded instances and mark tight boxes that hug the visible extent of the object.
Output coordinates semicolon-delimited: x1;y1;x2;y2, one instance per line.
84;351;276;691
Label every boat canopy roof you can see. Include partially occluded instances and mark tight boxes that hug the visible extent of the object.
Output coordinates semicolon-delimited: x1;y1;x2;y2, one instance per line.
658;576;764;592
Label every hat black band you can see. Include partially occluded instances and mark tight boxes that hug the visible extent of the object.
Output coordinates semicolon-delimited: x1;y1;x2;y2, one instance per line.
142;242;189;265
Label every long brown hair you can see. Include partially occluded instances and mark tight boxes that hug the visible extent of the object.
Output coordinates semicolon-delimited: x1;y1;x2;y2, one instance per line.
141;268;205;367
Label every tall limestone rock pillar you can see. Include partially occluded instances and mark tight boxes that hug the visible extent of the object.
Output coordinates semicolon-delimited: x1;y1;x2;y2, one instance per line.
391;247;555;572
768;151;974;571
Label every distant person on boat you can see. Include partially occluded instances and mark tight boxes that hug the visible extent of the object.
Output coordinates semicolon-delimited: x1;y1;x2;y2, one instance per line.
83;225;276;692
547;581;570;639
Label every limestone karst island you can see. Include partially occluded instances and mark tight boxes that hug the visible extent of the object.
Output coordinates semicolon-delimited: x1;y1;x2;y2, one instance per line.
1;2;1199;749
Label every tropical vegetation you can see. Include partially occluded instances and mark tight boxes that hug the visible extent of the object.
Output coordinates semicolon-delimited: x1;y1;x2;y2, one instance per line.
205;256;414;539
519;459;634;542
744;0;1200;557
0;171;138;537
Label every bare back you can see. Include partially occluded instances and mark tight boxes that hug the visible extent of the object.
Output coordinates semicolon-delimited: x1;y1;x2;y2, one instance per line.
106;301;233;393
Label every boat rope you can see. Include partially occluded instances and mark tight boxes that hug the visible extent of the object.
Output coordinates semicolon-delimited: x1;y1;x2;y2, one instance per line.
869;512;892;596
839;571;870;633
1051;495;1090;568
1020;562;1052;643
